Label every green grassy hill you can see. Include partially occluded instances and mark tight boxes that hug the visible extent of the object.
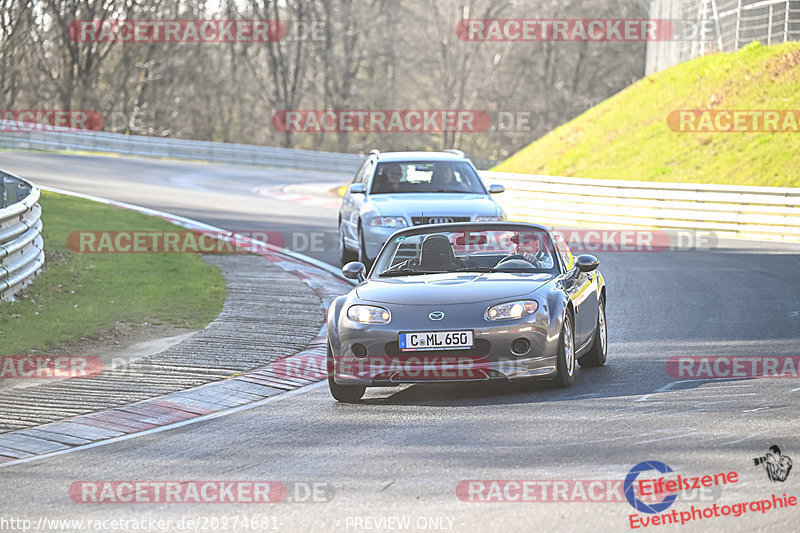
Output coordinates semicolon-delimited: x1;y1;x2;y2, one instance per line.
495;42;800;187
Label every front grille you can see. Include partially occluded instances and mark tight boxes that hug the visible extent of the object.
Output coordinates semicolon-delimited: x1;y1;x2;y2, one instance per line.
411;216;470;226
384;338;491;357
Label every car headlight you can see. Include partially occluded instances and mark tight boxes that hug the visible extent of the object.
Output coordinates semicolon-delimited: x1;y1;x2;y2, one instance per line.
486;300;538;320
347;305;391;324
474;215;505;222
369;216;407;228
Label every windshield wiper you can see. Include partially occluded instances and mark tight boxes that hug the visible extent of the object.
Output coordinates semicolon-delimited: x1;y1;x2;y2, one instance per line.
378;268;441;277
489;266;540;273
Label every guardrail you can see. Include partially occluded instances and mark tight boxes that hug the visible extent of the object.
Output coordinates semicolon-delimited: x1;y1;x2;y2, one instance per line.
0;122;364;174
0;171;45;301
0;121;498;171
480;171;800;242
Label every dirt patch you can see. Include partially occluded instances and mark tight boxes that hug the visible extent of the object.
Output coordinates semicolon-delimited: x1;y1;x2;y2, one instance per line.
769;48;800;77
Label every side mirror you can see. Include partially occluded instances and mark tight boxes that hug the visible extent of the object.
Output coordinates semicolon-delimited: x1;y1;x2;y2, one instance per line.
576;254;599;273
348;183;366;195
489;184;505;194
342;261;366;282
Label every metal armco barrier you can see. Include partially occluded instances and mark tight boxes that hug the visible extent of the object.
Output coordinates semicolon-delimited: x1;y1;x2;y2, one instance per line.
0;121;499;171
0;170;44;301
0;122;365;174
480;171;800;242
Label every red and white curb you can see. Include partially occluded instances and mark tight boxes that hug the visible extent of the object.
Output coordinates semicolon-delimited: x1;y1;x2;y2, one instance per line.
256;184;341;209
0;188;352;467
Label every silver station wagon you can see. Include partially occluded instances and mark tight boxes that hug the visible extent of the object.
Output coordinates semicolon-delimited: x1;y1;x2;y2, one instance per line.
338;150;506;266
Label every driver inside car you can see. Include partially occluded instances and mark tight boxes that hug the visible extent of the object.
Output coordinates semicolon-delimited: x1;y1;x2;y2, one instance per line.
507;232;551;269
431;163;463;192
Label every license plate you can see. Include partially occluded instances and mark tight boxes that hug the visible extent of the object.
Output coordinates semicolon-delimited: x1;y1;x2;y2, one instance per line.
399;331;473;351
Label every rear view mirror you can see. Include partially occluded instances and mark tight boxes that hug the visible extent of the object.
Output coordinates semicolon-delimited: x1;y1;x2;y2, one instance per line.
455;234;488;246
489;184;505;194
348;183;365;194
576;254;599;272
342;261;366;282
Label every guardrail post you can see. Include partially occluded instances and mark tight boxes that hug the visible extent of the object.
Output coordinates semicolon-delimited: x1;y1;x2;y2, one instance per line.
785;0;791;42
734;0;742;48
768;5;774;45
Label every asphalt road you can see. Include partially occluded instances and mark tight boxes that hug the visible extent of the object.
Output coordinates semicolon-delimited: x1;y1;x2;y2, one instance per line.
1;151;800;532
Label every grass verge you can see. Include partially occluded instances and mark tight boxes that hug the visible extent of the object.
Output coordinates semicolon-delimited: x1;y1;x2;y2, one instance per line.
0;191;226;355
494;42;800;187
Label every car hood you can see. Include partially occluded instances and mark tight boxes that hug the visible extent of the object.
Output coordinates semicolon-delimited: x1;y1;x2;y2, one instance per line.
355;272;554;305
366;193;500;217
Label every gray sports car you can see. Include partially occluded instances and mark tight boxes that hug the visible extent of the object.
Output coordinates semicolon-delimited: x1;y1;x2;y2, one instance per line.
326;222;607;402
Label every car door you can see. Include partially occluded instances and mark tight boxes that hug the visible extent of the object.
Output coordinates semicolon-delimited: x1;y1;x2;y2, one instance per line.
553;230;597;348
341;158;372;245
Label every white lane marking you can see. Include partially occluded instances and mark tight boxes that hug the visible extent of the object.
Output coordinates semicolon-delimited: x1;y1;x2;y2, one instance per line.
635;378;743;402
0;381;327;469
721;430;768;445
790;387;800;392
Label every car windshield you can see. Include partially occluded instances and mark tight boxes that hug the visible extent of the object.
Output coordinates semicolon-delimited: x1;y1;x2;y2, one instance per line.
372;228;559;277
369;161;486;194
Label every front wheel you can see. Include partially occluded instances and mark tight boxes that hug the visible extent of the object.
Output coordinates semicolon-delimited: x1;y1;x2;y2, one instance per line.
357;225;372;271
553;311;576;388
339;221;357;265
327;342;365;403
578;297;607;367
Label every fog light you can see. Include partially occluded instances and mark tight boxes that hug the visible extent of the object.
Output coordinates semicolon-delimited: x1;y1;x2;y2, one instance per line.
352;343;368;358
511;338;530;356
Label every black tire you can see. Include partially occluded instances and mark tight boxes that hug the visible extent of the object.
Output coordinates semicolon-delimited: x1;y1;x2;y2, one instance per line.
553;311;576;388
578;297;607;368
338;221;357;265
357;225;372;271
327;342;365;403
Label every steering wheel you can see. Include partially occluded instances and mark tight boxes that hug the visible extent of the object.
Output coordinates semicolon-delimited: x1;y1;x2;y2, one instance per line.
496;254;528;265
